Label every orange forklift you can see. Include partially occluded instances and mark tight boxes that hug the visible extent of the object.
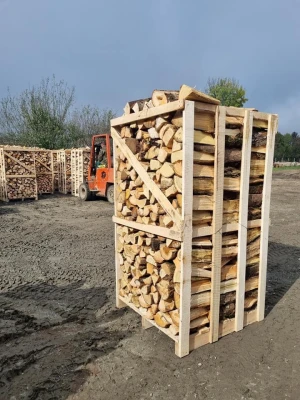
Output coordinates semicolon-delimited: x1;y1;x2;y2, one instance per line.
79;133;114;203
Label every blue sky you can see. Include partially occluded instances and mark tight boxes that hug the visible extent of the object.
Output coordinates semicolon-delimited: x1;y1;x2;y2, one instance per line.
0;0;299;132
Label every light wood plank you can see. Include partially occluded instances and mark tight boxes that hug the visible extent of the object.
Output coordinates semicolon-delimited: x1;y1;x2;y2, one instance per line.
175;100;194;358
235;110;253;331
179;85;220;104
111;100;184;127
111;128;182;231
114;139;126;309
192;219;262;238
112;216;182;241
257;114;278;321
209;106;226;343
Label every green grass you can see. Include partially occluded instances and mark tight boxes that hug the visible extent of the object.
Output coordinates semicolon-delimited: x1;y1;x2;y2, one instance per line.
273;165;300;171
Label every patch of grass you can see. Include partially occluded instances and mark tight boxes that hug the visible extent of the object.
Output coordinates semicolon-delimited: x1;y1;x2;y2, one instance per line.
273;165;300;171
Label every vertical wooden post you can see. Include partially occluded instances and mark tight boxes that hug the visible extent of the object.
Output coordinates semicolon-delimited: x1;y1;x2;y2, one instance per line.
209;106;226;343
257;114;278;321
113;138;126;309
175;100;194;357
235;110;253;331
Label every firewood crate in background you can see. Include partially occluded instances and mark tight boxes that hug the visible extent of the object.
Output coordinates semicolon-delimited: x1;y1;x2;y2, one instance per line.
0;146;38;201
52;150;59;191
57;150;72;194
71;149;90;196
34;150;54;194
111;85;278;357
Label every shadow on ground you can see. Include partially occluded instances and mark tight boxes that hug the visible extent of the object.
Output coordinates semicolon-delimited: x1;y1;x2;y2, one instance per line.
265;241;300;315
0;282;128;400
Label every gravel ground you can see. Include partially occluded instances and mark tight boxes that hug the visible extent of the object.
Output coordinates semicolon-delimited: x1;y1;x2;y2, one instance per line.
0;170;299;400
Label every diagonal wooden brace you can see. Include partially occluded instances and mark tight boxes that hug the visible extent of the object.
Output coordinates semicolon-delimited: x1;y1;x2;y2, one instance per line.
111;127;183;232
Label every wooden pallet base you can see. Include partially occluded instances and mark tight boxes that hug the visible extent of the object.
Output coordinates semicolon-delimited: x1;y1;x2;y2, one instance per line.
5;196;38;202
119;295;257;355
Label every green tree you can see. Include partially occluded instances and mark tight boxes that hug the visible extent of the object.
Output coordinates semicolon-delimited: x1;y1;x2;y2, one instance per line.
205;77;248;107
0;75;75;149
69;106;116;146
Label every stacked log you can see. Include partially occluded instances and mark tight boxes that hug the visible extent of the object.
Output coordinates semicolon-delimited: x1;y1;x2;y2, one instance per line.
0;147;37;201
117;225;185;334
66;150;72;193
34;150;54;194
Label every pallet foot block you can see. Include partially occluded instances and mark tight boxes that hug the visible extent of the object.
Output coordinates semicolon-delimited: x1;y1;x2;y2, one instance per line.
111;85;278;357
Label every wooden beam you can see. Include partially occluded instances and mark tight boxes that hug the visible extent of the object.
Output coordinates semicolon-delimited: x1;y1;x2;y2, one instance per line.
111;128;182;231
209;106;226;343
175;101;194;358
235;110;253;332
192;219;262;238
112;216;182;241
111;100;185;127
114;140;126;309
257;114;278;321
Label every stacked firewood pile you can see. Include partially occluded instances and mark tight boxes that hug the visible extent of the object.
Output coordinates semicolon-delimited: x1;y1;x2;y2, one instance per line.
0;146;38;201
34;150;54;194
112;85;277;354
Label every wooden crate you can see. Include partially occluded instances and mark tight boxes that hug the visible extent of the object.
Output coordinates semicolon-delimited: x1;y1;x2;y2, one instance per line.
0;146;38;201
57;150;72;194
34;150;54;194
71;149;90;196
111;86;278;357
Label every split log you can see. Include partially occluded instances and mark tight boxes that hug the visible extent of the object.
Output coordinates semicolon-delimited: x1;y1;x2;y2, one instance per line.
152;90;179;107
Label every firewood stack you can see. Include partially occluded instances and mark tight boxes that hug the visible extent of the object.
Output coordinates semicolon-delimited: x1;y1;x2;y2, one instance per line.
112;85;278;356
0;146;38;201
34;150;54;194
66;151;72;193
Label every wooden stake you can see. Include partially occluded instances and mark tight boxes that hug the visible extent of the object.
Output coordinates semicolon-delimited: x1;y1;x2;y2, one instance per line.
175;100;194;358
257;114;278;321
235;110;253;331
209;106;225;343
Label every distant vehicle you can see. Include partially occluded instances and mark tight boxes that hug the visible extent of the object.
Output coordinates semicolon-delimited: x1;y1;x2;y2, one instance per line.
79;133;114;203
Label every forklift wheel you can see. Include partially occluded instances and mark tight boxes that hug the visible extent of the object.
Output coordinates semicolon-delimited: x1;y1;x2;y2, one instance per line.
79;182;93;201
106;185;114;204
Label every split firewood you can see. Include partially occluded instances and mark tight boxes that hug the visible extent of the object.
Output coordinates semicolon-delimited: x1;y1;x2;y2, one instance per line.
152;90;179;107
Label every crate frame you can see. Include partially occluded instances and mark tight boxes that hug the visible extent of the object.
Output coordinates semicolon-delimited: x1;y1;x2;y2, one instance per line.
0;146;38;202
70;149;90;196
57;150;72;194
33;150;54;194
111;99;278;357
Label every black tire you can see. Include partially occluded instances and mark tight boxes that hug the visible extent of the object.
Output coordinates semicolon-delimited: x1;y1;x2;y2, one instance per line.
106;184;114;204
79;182;93;201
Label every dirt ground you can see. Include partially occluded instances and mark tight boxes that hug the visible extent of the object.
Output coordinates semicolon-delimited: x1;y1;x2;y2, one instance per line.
0;169;299;400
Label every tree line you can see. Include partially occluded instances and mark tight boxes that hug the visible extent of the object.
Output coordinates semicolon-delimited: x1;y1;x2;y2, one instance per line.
0;75;115;149
0;76;299;160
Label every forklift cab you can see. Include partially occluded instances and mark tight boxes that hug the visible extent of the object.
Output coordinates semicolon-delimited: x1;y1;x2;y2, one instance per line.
79;133;114;202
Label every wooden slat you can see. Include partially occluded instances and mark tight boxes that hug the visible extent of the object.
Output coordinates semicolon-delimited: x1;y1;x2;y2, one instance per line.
111;128;182;231
209;106;226;343
114;139;126;309
111;100;184;127
119;295;178;342
112;216;182;241
175;101;194;358
235;110;253;331
257;114;278;321
192;219;262;238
